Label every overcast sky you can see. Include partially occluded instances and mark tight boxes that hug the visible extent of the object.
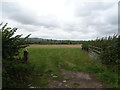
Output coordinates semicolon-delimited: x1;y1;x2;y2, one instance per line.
0;0;119;40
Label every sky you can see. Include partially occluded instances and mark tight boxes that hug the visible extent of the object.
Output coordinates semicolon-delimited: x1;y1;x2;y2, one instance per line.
0;0;119;40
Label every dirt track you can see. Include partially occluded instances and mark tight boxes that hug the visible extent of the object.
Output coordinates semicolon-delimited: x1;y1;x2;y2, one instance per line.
48;69;104;88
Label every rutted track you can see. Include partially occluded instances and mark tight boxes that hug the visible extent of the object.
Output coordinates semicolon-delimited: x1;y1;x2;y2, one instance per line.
48;69;104;88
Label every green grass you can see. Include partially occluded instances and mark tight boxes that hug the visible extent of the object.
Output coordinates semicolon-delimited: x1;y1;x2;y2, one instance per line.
27;48;118;88
73;82;80;87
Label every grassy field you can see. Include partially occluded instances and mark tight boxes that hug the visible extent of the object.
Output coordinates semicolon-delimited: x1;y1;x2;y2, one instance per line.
26;45;118;88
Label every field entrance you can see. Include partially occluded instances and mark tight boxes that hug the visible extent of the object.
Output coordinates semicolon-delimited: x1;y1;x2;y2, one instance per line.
26;44;116;88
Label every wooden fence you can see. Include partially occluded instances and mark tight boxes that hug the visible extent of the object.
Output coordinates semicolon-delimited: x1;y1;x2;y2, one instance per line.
88;45;103;55
88;45;103;60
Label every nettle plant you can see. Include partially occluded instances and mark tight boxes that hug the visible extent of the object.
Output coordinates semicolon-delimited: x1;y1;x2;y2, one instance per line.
1;23;31;60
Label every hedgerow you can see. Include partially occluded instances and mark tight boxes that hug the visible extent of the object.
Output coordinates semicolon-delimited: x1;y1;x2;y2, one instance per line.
82;35;119;69
1;23;35;88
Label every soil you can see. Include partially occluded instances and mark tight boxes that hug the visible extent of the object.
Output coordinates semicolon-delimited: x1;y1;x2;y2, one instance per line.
48;69;104;88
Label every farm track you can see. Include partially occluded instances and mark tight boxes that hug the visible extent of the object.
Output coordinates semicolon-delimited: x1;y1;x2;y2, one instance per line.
48;69;104;88
29;69;104;88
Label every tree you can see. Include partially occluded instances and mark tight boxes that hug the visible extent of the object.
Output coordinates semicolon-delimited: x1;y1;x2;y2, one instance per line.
1;23;31;60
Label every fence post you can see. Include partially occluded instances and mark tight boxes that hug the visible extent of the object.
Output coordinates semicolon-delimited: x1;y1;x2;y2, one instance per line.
23;49;28;63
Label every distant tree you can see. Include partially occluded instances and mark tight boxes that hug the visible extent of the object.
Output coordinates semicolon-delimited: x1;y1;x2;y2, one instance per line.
1;23;31;60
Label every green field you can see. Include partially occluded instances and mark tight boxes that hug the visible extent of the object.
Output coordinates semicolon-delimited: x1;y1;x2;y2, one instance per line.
27;45;118;88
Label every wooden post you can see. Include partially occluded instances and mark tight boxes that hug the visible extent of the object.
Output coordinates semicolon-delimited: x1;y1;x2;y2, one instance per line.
23;49;28;63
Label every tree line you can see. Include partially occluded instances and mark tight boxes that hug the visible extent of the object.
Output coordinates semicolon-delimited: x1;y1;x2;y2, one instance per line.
26;38;83;45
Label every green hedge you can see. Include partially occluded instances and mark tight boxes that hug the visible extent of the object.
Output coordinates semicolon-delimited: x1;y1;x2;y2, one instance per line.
2;60;35;88
82;35;119;68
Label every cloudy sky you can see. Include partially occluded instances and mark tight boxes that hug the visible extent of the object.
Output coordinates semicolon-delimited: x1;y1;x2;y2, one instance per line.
0;0;119;40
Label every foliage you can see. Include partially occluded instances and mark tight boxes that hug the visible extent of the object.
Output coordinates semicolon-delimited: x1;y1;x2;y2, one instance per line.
2;60;35;88
100;43;118;65
82;35;119;66
1;23;31;60
1;23;34;88
81;42;89;51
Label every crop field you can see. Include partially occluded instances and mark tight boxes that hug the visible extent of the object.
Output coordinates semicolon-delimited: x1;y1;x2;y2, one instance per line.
28;44;82;48
26;45;118;88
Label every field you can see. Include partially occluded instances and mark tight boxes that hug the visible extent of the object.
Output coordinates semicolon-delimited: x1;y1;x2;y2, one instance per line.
26;45;118;88
28;44;82;48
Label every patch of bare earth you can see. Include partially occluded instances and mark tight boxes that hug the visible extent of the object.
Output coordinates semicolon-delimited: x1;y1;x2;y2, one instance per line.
48;69;104;88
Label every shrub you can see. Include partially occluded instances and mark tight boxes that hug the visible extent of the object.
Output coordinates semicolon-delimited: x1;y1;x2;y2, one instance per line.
2;60;35;88
82;43;89;51
1;23;34;88
82;35;119;71
100;35;119;66
1;23;31;60
100;45;118;65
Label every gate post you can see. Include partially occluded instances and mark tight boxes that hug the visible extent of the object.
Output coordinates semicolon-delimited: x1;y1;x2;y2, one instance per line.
23;48;28;63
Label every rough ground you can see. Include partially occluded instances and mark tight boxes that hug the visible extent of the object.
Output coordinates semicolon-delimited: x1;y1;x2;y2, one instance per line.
48;69;104;88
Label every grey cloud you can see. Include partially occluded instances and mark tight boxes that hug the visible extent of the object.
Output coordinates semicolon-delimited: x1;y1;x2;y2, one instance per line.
76;2;115;17
64;1;117;39
104;9;118;25
2;2;59;28
2;2;36;24
10;14;37;25
63;24;90;34
1;1;118;40
2;2;19;13
93;24;118;37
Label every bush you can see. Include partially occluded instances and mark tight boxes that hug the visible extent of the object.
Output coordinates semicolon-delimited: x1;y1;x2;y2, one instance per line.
1;23;34;88
82;43;89;51
1;23;31;60
100;46;118;65
100;35;119;66
82;35;119;72
2;60;35;88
